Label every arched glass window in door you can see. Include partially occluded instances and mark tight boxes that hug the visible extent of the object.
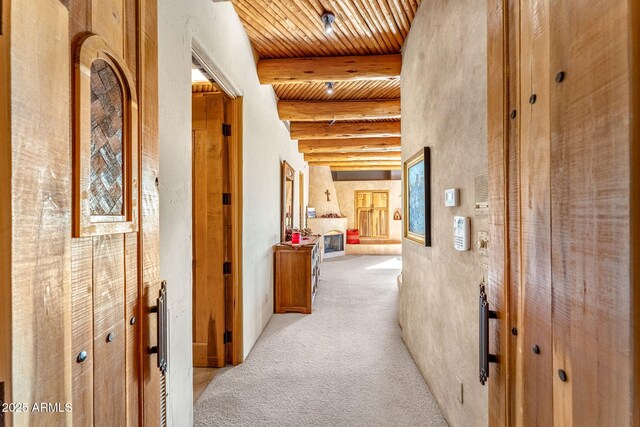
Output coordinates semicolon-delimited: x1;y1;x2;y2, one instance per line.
73;35;139;237
89;59;125;217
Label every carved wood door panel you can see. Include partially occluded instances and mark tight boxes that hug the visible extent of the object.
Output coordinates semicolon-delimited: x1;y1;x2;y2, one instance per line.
356;191;389;238
67;1;161;426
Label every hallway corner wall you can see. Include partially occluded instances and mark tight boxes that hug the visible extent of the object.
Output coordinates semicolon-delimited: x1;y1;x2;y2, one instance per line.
158;1;307;424
308;166;341;216
399;0;488;425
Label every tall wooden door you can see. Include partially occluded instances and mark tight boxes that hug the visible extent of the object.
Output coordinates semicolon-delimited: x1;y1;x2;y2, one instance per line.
192;92;228;368
355;191;389;238
68;1;162;425
487;0;640;425
1;0;161;426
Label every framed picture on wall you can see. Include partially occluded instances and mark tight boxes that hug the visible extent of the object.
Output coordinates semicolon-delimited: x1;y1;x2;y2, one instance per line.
403;147;431;246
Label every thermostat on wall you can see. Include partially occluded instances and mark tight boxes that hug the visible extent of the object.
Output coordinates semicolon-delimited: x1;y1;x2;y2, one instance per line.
445;188;459;207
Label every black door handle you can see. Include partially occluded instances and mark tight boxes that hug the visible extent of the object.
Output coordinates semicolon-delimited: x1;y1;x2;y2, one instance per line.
479;282;498;385
149;281;168;376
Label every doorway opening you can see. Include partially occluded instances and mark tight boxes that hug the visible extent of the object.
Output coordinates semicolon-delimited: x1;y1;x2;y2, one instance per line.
190;52;243;402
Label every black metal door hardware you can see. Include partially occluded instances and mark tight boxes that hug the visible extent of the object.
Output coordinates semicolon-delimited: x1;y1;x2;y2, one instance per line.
479;282;498;385
149;281;168;376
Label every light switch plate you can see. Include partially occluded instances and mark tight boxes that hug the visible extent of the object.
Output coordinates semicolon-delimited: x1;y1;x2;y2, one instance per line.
445;188;459;207
477;231;489;256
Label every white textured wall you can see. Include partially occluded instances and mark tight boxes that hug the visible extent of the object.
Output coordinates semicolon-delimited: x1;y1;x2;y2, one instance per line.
158;1;307;424
400;1;488;426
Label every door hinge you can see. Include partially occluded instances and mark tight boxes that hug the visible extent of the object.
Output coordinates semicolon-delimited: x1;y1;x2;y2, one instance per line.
223;262;232;275
222;193;231;205
222;123;231;136
223;331;232;344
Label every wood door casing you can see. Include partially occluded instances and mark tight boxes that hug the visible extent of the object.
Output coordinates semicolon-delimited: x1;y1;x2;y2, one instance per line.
192;92;227;368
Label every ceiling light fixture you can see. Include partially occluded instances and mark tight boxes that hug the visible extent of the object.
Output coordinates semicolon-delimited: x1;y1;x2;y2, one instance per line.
326;82;335;95
322;12;335;34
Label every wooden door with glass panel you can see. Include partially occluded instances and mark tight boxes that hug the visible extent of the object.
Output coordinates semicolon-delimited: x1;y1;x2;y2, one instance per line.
68;1;161;426
355;191;389;238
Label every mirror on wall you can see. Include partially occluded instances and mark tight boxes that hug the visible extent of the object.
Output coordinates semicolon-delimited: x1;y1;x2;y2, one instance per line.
282;161;295;241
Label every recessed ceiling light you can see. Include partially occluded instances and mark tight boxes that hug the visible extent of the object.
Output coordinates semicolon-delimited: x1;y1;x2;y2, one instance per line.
326;82;335;95
322;12;335;34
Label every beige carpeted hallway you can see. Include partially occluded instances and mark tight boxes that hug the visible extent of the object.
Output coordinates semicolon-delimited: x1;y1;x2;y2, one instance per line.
194;255;448;426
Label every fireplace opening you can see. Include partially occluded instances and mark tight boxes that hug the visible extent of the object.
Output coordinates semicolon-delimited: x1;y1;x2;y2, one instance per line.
324;231;344;255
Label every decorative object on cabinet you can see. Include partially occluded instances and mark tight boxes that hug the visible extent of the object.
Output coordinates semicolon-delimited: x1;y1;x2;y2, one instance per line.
282;161;295;241
403;147;431;246
274;236;321;314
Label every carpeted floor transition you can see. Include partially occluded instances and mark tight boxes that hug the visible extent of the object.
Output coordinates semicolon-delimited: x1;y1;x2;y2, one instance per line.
194;255;448;427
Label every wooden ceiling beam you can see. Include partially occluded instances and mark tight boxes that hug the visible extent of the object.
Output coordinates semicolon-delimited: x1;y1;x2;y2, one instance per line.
331;165;402;171
291;121;401;140
257;54;402;85
278;99;401;121
308;160;402;168
298;138;401;153
304;152;401;162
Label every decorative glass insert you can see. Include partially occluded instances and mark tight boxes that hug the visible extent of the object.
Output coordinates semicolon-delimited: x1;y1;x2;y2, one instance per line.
89;59;124;216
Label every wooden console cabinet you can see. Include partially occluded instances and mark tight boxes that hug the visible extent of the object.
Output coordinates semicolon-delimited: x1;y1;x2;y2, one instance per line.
274;238;321;314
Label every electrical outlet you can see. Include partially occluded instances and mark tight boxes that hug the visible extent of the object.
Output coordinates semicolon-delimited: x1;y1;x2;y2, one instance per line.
457;378;464;404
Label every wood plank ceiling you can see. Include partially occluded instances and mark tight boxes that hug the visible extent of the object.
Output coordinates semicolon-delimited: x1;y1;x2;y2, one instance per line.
232;0;421;171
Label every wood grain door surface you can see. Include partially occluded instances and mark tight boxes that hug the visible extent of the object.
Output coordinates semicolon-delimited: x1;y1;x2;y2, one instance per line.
487;0;639;425
192;92;228;368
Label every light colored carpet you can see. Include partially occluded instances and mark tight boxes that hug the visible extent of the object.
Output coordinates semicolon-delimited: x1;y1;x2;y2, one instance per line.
194;255;448;427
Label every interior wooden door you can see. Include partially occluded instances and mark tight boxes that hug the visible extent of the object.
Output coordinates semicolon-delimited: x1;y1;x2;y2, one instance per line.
67;1;161;426
488;0;639;425
4;1;160;425
371;191;389;238
356;191;373;237
355;191;388;238
192;92;228;368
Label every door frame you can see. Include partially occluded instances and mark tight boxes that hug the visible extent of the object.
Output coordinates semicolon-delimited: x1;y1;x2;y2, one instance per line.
191;48;244;365
0;0;11;421
487;0;514;425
